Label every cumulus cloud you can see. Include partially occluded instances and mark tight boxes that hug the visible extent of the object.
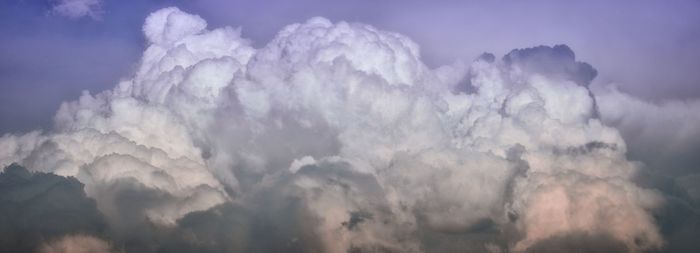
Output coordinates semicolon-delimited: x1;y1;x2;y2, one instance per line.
1;6;690;252
50;0;103;19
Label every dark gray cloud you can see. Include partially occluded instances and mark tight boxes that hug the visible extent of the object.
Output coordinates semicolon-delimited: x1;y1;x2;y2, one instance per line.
159;191;325;253
0;164;107;252
653;196;700;253
502;45;597;87
523;232;629;253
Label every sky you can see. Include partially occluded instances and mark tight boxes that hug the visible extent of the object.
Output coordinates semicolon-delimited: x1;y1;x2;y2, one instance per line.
1;1;699;253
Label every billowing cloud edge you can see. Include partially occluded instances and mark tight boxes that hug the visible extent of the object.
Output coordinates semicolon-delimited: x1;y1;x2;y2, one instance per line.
2;6;698;253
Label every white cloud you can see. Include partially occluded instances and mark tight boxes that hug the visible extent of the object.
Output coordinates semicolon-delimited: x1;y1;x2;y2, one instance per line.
0;7;670;252
51;0;103;19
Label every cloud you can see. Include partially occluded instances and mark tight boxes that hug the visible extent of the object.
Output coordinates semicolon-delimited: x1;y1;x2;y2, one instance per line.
596;87;700;175
595;86;700;210
38;235;121;253
503;45;597;87
0;164;107;252
0;6;685;252
594;86;700;253
523;232;629;253
51;0;103;19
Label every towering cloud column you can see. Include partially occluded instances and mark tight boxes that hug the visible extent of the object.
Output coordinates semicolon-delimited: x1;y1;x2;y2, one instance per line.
0;7;667;253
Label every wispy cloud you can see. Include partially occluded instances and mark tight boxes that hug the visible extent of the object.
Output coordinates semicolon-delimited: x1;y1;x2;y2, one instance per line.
51;0;103;19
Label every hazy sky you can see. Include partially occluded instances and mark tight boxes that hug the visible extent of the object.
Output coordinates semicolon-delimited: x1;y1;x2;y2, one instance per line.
1;0;700;133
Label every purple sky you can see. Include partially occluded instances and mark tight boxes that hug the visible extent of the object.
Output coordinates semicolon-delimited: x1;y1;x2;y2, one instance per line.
1;0;699;133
